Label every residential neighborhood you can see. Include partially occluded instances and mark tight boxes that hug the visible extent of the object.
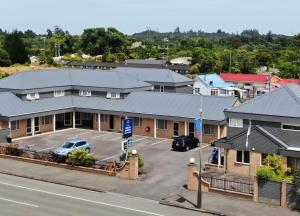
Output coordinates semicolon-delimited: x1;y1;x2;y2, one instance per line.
0;1;299;216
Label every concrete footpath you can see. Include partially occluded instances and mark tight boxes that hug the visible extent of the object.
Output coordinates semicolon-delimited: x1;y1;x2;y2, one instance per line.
0;158;298;216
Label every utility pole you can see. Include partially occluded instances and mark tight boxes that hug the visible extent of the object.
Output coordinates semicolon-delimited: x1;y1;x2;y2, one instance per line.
229;50;232;73
197;95;203;209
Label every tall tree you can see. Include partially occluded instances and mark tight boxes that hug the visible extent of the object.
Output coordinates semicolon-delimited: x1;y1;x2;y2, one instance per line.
4;31;29;64
0;48;11;66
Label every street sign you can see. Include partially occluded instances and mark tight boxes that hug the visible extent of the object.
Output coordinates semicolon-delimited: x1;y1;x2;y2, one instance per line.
128;139;133;147
122;118;133;139
195;118;202;139
122;140;128;152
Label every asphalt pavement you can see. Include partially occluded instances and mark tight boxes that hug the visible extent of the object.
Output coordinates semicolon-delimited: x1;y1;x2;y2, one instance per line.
0;173;207;216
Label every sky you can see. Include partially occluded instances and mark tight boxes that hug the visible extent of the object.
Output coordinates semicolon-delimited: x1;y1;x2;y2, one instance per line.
0;0;299;35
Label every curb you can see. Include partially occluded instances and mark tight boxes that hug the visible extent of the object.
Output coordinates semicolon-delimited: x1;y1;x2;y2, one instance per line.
0;170;105;194
159;199;226;216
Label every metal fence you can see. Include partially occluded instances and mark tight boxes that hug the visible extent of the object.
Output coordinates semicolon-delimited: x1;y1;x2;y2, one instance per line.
204;176;253;194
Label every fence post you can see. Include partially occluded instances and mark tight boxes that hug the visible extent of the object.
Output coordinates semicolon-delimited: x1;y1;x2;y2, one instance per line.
280;180;287;207
253;176;258;202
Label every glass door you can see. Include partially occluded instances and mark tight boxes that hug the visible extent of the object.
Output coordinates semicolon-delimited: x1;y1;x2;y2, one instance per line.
34;117;40;133
173;122;179;137
26;119;31;135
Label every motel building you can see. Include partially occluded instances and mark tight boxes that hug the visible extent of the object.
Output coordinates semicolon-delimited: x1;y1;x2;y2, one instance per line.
0;68;239;142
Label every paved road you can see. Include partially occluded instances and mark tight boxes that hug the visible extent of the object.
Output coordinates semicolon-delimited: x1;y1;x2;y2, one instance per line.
0;173;206;216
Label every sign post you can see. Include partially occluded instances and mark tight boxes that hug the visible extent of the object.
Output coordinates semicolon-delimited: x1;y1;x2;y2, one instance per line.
195;114;203;209
122;118;133;161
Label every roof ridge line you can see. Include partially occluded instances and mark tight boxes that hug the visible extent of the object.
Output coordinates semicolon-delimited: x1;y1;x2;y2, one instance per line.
284;85;300;106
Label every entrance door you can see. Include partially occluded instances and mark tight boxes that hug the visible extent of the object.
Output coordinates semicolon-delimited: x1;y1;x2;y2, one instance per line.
64;113;72;126
34;117;40;133
75;112;82;126
109;115;114;130
26;119;31;135
173;122;179;137
188;122;195;137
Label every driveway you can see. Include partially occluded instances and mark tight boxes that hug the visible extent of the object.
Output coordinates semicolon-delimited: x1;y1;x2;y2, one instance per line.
15;128;212;190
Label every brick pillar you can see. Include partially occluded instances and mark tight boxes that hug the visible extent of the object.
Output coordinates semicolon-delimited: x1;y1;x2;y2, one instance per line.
187;163;198;191
128;155;139;180
281;181;287;207
253;176;259;202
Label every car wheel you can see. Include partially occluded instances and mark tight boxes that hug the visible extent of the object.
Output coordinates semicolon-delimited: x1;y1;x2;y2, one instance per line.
185;146;190;151
86;148;91;153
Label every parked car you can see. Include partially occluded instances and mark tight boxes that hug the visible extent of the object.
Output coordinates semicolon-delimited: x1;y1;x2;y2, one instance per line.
172;136;199;151
53;140;91;157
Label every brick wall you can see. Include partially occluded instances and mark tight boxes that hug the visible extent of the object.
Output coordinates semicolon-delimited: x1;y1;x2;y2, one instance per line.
133;118;154;137
0;121;8;129
11;119;27;138
225;149;262;176
93;113;98;130
156;120;173;138
40;116;54;133
179;122;186;136
203;134;217;143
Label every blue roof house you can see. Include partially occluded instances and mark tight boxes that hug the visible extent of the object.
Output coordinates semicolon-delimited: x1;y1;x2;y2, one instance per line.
193;73;240;97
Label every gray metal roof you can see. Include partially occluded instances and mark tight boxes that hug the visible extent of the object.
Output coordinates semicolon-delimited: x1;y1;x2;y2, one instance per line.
0;69;152;91
0;91;237;122
111;67;193;86
225;84;300;118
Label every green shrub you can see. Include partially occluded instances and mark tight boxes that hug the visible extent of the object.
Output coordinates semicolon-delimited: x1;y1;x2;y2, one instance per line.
120;152;144;168
257;154;293;183
68;149;96;167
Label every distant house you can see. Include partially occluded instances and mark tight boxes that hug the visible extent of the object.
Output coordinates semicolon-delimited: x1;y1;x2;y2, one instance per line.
193;73;246;98
220;72;299;97
170;57;191;65
215;84;300;177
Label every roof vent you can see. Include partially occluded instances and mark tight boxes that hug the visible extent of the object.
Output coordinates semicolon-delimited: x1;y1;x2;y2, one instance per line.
209;81;214;86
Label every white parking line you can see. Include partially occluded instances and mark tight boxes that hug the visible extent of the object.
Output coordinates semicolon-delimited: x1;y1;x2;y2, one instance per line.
150;139;170;146
94;133;114;138
100;154;120;161
0;197;39;208
36;147;55;152
74;131;95;137
133;137;148;143
0;181;164;216
191;144;210;151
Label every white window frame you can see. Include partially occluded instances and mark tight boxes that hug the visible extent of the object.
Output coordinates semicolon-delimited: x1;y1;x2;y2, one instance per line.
11;120;20;131
157;119;168;130
26;92;39;100
281;123;300;131
106;92;120;99
133;117;143;127
54;90;65;97
236;150;250;164
79;90;91;97
194;88;200;95
204;124;216;135
211;88;219;96
229;118;243;128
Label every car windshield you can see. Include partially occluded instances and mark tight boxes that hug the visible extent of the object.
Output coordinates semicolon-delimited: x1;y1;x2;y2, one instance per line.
62;142;74;148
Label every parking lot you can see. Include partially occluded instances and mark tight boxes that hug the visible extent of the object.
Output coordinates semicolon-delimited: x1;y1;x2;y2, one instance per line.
15;128;212;189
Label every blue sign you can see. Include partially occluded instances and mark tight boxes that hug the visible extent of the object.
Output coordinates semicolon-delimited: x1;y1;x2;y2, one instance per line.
195;118;202;139
122;118;133;139
128;139;133;147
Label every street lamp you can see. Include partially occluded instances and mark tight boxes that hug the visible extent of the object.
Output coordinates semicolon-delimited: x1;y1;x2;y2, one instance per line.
132;149;137;155
189;157;195;164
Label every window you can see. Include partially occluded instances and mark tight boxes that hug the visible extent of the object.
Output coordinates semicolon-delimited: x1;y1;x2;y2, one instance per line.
229;118;243;128
106;92;120;99
54;90;65;97
188;122;195;137
26;93;39;100
204;125;216;135
157;119;168;130
79;90;91;97
96;114;107;123
133;117;143;127
160;86;164;92
44;115;52;125
236;150;250;164
11;120;20;131
282;124;300;131
211;89;218;96
194;88;200;94
75;141;86;147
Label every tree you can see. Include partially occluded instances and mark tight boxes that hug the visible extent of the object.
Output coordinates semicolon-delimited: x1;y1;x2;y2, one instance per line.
0;48;11;66
4;31;29;64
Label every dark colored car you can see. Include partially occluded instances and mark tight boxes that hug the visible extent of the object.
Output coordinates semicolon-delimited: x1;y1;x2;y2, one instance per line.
172;136;199;151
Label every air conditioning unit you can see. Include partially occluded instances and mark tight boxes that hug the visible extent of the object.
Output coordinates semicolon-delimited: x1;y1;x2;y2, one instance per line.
26;93;39;100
